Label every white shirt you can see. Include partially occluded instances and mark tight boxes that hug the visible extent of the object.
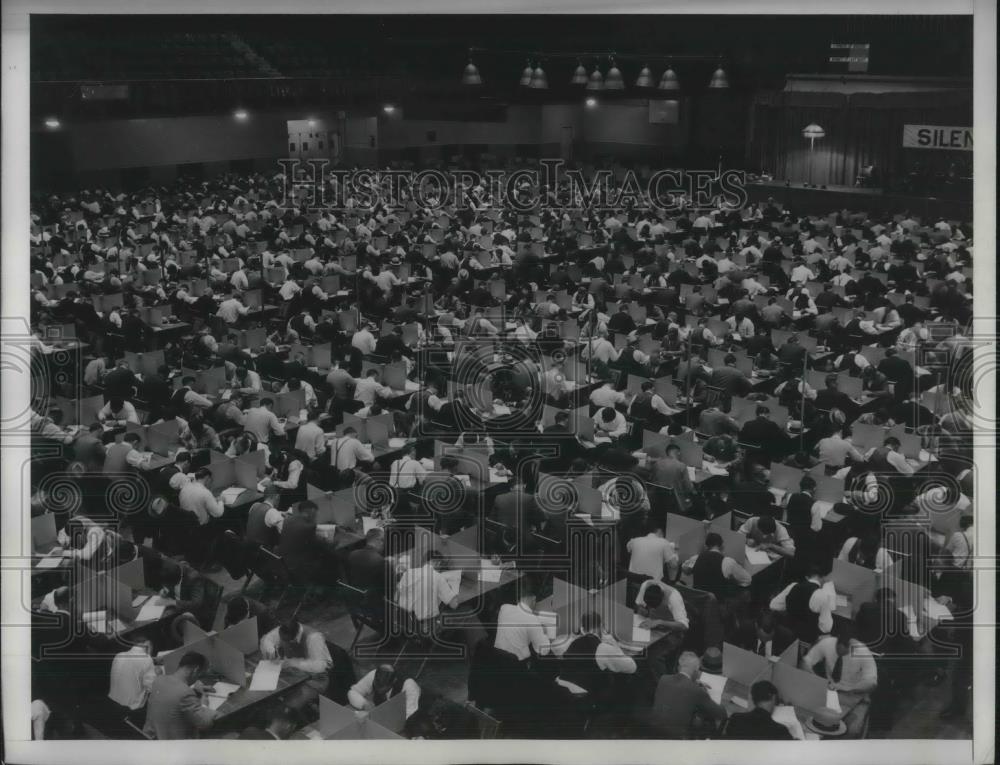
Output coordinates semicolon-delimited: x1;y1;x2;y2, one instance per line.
593;410;627;439
108;646;157;709
178;481;225;524
494;603;551;660
216;298;248;324
348;670;420;718
627;534;679;580
351;329;377;355
294;421;327;460
278;280;301;300
634;580;689;628
837;537;893;570
396;563;458;621
330;435;374;470
389;455;427;489
354;377;392;406
590;385;627;408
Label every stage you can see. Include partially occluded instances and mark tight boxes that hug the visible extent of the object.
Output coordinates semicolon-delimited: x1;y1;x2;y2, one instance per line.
745;180;972;222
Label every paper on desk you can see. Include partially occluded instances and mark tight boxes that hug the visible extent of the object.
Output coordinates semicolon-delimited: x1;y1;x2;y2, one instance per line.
305;728;324;740
249;660;283;692
772;704;805;740
83;610;107;633
220;487;246;504
131;594;152;607
826;689;842;713
537;611;558;641
698;673;727;705
36;555;63;569
479;561;503;583
205;694;228;711
440;569;463;592
730;696;749;709
205;680;240;709
835;593;850;609
745;547;772;565
136;600;167;622
632;613;651;643
361;516;380;534
387;438;406;448
925;598;953;622
108;618;127;634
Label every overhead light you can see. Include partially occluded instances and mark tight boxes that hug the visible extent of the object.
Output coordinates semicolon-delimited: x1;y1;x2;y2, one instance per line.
635;65;654;89
520;62;534;87
233;109;249;120
44;117;61;129
571;62;588;86
585;97;598;108
708;66;729;89
462;59;482;86
586;66;604;91
605;60;624;90
529;65;548;90
658;67;680;91
382;104;396;114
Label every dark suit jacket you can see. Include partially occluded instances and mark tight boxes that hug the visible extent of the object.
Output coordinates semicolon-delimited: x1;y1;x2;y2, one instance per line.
739;418;789;460
723;707;794;740
144;674;215;739
277;513;323;582
646;673;728;739
492;488;542;530
347;546;393;601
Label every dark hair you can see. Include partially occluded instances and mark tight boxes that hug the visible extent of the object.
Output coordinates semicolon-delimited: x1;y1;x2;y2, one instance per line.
278;619;301;641
705;532;723;548
194;467;212;481
260;397;274;407
178;651;209;672
601;407;616;422
642;583;665;608
225;596;251;626
799;475;817;492
580;611;602;633
750;679;779;705
757;515;777;534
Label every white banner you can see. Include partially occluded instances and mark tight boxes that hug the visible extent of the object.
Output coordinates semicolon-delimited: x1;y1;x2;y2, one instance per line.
902;124;973;151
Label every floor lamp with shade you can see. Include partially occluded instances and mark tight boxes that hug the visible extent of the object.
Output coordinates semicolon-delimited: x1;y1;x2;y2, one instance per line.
802;123;825;186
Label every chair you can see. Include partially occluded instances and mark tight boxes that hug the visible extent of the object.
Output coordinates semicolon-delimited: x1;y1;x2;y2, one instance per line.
249;547;298;611
123;716;153;740
463;700;502;739
334;581;385;651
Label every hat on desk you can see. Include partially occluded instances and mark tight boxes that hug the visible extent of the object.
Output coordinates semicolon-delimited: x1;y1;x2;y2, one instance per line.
805;707;847;737
701;646;723;674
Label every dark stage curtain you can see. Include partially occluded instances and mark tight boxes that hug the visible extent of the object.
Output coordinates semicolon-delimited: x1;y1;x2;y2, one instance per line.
747;90;972;187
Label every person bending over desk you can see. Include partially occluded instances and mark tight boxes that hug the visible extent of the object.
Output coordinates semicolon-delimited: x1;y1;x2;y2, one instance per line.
144;651;217;740
348;664;421;718
260;617;334;701
643;651;728;739
801;626;877;738
739;515;796;558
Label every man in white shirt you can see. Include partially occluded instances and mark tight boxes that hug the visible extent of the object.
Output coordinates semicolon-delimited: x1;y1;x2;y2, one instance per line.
494;588;551;662
351;325;378;355
627;522;679;581
583;330;620;365
388;443;427;489
216;295;249;325
589;381;628;409
178;468;225;525
293;410;327;462
108;637;157;719
242;398;285;445
278;279;302;301
801;629;877;737
348;665;421;718
594;406;627;440
396;549;459;622
354;369;392;407
330;427;375;472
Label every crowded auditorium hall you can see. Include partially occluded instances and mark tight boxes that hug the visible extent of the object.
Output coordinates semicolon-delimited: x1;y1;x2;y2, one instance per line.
23;12;979;745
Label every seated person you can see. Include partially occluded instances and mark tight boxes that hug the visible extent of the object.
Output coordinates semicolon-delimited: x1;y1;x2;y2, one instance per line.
722;679;794;740
738;515;796;558
550;611;637;699
348;663;421;718
801;626;877;738
642;651;728;739
259;618;334;700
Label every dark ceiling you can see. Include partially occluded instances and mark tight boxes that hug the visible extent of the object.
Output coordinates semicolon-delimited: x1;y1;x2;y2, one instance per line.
32;14;974;86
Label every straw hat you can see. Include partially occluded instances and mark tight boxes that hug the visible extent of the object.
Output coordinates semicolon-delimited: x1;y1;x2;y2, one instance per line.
805;707;847;737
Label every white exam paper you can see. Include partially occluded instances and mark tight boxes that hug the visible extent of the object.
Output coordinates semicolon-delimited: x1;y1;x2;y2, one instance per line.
249;660;283;692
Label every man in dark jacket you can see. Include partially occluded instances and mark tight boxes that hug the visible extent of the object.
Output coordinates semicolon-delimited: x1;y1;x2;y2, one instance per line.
723;680;794;740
